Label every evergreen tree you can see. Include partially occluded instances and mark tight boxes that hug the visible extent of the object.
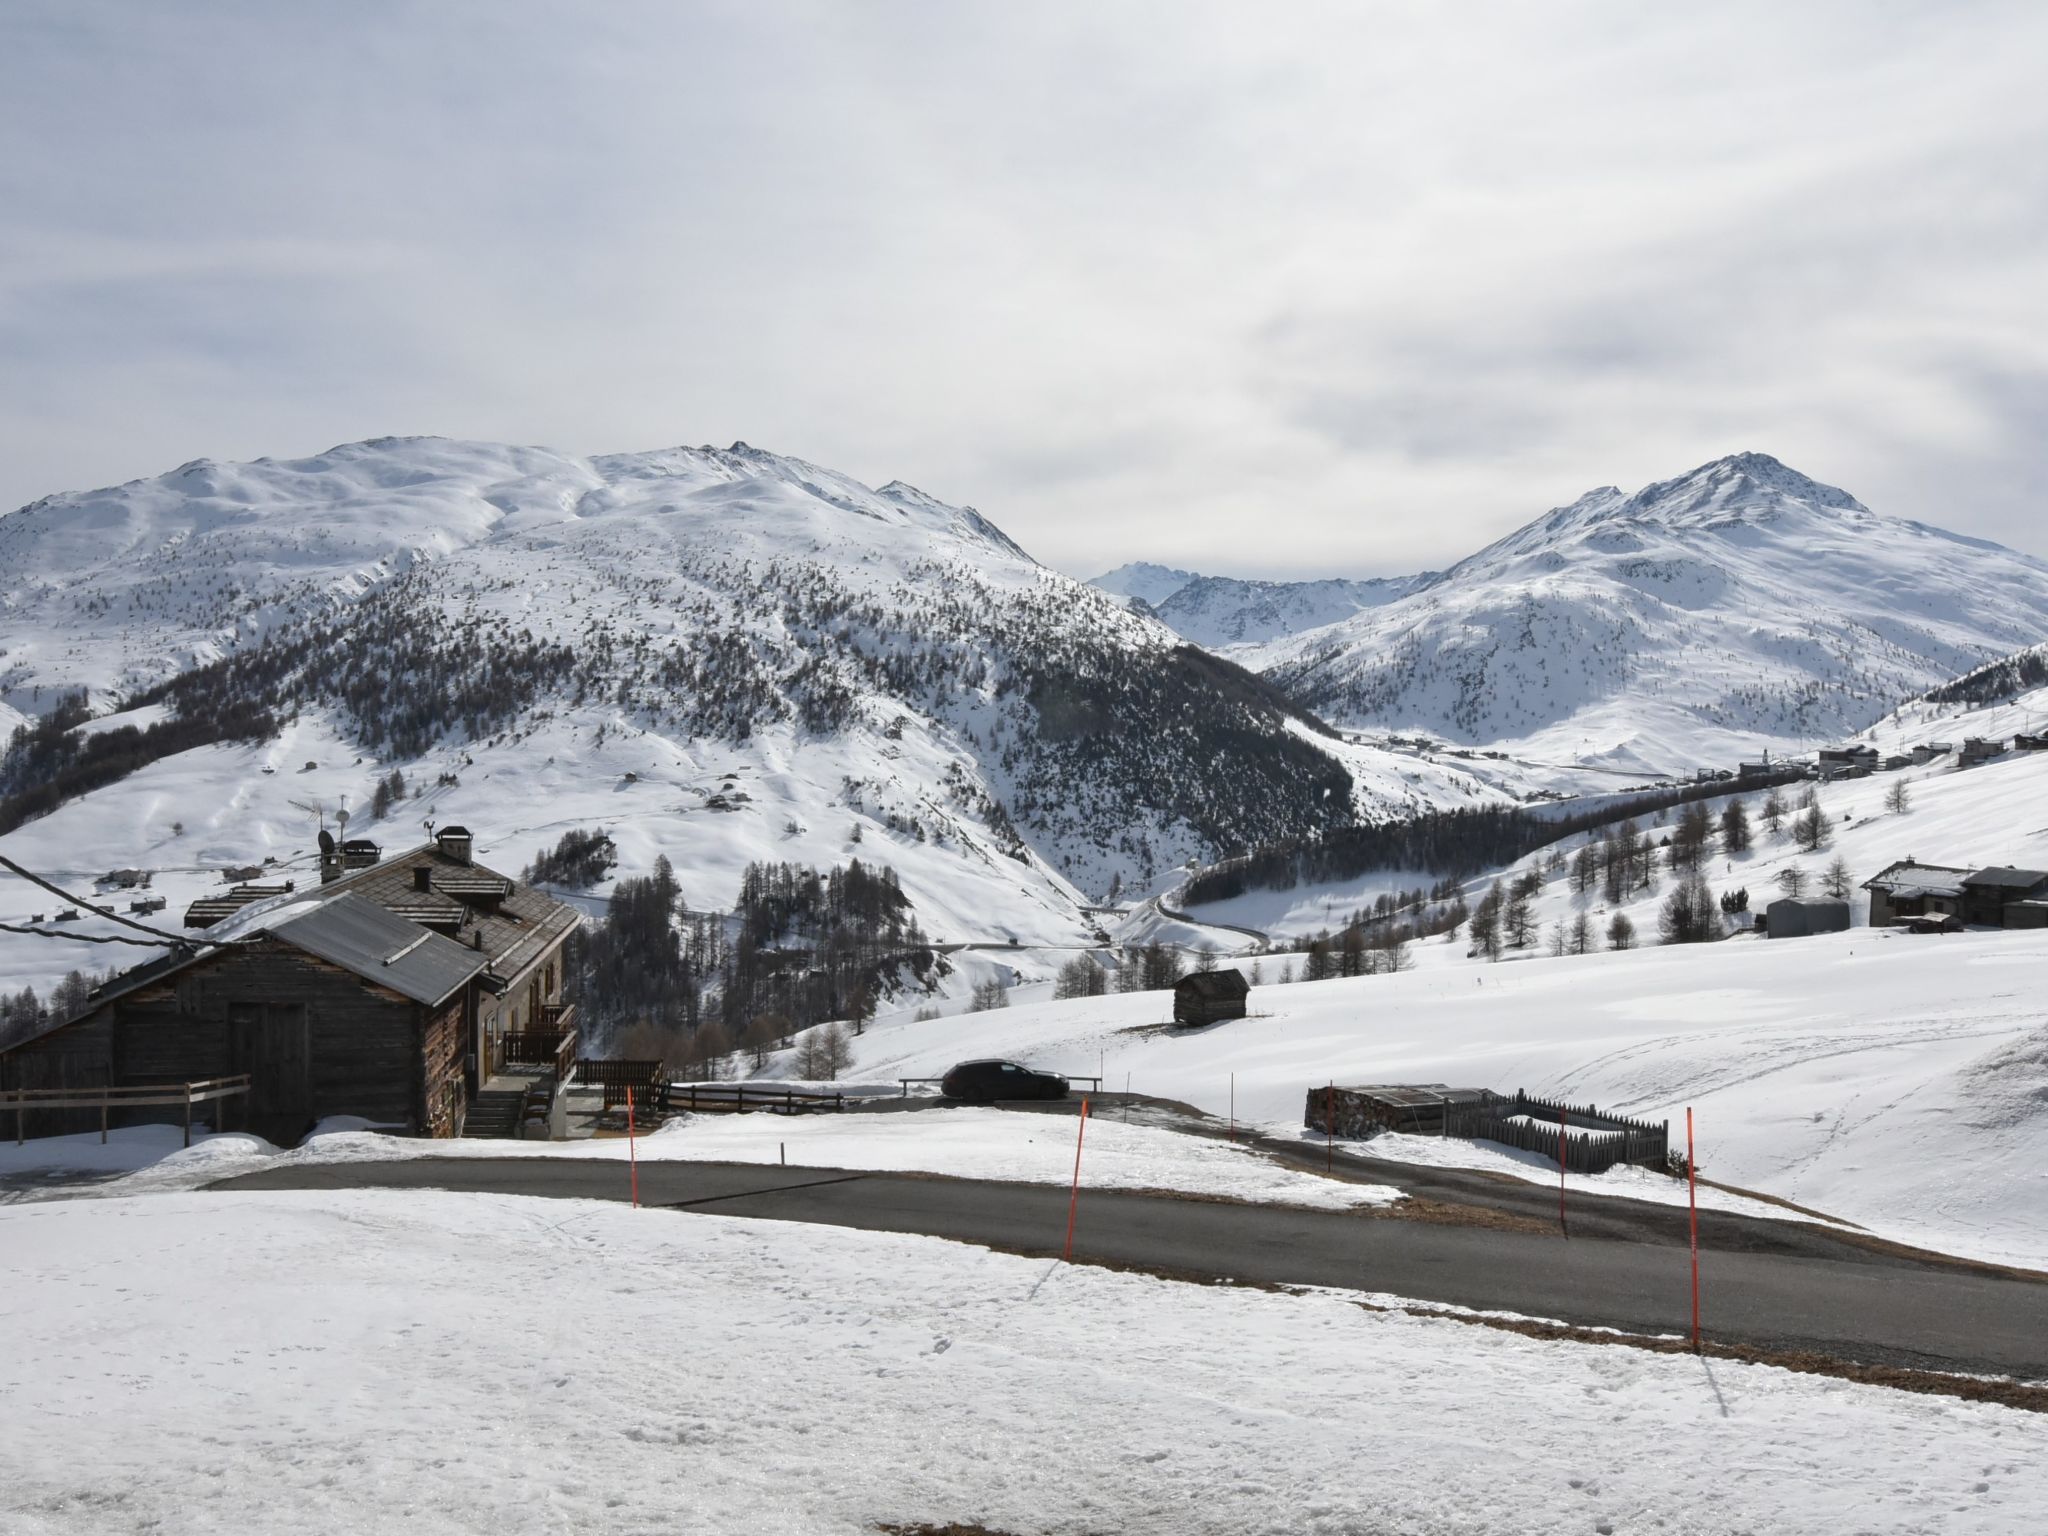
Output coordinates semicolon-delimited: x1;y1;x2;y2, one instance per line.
1719;798;1752;854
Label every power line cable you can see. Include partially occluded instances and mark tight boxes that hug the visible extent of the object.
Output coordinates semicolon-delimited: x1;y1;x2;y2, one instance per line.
0;921;196;948
0;853;239;948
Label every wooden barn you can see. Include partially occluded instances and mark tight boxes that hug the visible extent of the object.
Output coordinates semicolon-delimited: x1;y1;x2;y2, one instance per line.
0;827;580;1145
1173;968;1250;1026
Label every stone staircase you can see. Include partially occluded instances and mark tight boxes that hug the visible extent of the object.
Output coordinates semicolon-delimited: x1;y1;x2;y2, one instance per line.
461;1068;551;1140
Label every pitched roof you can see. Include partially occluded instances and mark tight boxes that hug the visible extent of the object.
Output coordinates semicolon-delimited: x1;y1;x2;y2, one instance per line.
1962;866;2048;891
1863;860;1971;897
270;894;488;1007
1177;969;1250;998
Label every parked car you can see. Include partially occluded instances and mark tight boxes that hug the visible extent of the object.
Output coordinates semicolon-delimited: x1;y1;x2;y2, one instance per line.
940;1059;1069;1103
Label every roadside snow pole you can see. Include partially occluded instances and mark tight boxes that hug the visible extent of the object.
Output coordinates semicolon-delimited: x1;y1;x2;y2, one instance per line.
1558;1109;1568;1237
1688;1107;1701;1350
1326;1082;1334;1172
1229;1072;1235;1143
1062;1097;1092;1262
626;1086;641;1209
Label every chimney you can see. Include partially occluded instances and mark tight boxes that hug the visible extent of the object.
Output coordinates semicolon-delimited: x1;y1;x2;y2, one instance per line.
437;825;474;866
412;866;433;893
320;856;341;886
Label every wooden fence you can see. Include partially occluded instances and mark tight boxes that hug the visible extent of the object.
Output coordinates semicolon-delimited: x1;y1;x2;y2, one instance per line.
1444;1090;1668;1175
657;1083;847;1116
3;1075;253;1148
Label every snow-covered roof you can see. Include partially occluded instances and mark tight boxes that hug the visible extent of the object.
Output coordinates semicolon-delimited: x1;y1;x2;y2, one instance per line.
1862;861;1970;897
1962;866;2048;891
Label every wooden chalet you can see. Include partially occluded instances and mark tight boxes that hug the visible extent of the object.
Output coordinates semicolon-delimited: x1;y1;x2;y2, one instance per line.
1862;861;1970;926
1173;968;1250;1026
0;827;580;1145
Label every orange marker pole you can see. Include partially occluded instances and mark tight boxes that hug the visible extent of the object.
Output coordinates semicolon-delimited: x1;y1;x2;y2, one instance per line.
1688;1107;1700;1350
627;1085;641;1209
1062;1098;1092;1261
1558;1108;1568;1236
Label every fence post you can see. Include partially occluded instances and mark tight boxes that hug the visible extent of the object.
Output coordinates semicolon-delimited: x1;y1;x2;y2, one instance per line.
1062;1097;1092;1262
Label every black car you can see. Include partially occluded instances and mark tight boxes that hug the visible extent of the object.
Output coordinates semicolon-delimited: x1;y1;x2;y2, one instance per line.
940;1059;1070;1103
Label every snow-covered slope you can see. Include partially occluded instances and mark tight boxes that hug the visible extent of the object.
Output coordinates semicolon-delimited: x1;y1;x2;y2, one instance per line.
0;437;1517;997
1147;572;1436;650
1087;563;1439;650
844;910;2048;1271
1861;640;2048;758
1253;454;2048;775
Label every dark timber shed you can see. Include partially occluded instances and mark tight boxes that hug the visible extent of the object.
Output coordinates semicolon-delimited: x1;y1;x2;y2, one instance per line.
1173;968;1250;1026
0;831;581;1145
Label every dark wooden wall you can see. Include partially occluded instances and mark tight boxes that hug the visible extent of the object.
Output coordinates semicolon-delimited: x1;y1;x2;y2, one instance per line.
2;938;435;1145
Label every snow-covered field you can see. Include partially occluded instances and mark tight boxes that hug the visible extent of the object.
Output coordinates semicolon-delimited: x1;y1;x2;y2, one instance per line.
0;1108;1401;1213
846;923;2048;1271
3;1189;2043;1535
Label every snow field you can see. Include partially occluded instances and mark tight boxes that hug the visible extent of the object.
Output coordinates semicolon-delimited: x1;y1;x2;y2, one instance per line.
838;925;2048;1270
2;1190;2043;1535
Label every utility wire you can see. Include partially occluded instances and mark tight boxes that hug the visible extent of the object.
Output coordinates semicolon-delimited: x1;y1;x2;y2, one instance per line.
0;921;196;948
0;852;238;948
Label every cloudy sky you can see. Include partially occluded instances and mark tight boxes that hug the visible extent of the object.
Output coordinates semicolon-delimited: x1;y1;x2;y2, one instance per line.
4;1;2045;578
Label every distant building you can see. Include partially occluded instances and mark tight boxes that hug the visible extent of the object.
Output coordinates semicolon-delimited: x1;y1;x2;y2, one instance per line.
1959;867;2048;926
1818;744;1879;772
1173;969;1250;1027
1863;861;1971;926
1882;755;1913;772
2015;733;2048;753
1765;897;1850;939
1957;738;2006;768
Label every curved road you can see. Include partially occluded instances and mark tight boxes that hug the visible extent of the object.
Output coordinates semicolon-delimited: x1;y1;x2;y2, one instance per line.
216;1155;2048;1381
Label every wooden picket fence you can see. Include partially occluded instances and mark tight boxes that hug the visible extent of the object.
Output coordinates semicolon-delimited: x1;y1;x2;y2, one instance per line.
1444;1090;1668;1174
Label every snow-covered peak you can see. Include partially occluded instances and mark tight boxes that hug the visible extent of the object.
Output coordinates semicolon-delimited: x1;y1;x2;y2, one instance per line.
1252;453;2048;774
1617;451;1868;526
1089;561;1201;608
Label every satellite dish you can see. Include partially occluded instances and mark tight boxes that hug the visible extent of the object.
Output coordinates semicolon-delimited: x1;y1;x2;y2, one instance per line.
318;829;336;857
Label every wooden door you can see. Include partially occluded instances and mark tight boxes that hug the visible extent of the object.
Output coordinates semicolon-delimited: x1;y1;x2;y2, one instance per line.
231;1002;312;1143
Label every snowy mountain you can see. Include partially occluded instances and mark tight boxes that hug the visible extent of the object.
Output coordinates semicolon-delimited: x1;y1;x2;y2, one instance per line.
1087;562;1436;650
1086;561;1200;609
1147;572;1436;650
0;437;1524;996
1252;453;2048;775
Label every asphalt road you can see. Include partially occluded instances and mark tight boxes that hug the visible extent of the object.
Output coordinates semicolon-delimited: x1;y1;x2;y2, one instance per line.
216;1156;2048;1380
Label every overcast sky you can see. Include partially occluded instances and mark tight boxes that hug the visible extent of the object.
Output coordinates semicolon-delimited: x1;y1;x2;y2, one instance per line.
4;2;2046;578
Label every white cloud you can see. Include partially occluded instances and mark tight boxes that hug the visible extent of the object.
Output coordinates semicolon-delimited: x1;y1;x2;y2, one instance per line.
2;0;2044;578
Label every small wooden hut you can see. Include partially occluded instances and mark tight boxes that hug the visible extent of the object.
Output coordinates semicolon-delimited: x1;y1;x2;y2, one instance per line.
1173;969;1249;1026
